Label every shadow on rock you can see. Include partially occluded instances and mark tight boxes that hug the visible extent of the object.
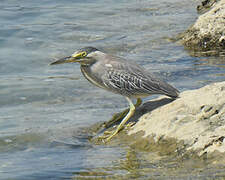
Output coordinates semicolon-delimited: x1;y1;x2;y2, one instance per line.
130;97;175;123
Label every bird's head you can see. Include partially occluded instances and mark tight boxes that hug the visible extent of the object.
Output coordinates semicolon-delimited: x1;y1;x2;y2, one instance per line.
50;47;100;66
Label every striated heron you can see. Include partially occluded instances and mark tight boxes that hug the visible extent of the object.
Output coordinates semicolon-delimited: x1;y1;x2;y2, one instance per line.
50;47;179;142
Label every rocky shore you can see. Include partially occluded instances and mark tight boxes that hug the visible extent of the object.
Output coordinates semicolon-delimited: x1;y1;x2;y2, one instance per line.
90;0;225;165
127;81;225;159
177;0;225;55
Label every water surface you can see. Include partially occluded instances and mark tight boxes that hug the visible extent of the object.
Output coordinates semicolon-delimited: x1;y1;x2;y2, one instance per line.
0;0;225;179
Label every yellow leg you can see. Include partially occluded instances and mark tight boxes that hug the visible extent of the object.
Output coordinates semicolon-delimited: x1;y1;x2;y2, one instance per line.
106;97;136;142
135;98;142;108
103;98;142;130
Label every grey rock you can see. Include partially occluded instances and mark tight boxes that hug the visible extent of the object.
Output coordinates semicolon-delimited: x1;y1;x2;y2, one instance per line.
129;81;225;156
178;0;225;55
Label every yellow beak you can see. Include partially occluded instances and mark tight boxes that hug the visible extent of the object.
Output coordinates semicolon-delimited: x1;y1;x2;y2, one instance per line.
50;52;84;65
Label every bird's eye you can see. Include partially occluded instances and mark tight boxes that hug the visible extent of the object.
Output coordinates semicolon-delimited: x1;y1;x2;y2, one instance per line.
82;51;87;57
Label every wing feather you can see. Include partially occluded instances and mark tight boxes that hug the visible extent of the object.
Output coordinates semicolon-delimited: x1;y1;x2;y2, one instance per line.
101;57;179;98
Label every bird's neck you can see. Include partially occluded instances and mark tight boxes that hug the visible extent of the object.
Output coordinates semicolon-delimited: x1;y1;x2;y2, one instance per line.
80;57;96;66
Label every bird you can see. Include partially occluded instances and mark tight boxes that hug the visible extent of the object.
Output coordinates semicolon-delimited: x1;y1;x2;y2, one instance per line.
50;47;179;142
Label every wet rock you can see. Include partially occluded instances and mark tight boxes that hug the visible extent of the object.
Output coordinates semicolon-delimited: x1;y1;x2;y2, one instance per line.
128;81;225;158
197;0;219;14
178;0;225;55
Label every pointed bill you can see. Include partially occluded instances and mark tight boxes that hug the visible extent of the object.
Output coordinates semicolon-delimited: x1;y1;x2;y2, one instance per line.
50;52;85;65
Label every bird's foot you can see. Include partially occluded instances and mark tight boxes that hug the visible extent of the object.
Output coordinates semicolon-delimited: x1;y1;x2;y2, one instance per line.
95;98;142;143
124;121;135;129
96;122;135;143
94;110;128;143
96;128;122;143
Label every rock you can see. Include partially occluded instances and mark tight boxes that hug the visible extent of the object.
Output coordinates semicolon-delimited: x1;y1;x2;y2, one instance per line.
197;0;219;14
178;0;225;55
128;81;225;157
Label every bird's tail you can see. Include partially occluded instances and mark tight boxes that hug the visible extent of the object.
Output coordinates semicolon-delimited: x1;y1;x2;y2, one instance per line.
165;88;180;99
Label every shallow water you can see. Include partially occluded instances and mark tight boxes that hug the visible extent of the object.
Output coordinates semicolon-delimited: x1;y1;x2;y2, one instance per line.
0;0;225;179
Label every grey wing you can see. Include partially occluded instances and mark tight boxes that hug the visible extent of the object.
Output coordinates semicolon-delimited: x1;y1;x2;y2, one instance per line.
102;69;146;97
141;72;180;98
102;61;179;98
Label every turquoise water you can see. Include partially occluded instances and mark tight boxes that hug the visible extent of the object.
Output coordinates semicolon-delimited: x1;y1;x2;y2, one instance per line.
0;0;225;179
